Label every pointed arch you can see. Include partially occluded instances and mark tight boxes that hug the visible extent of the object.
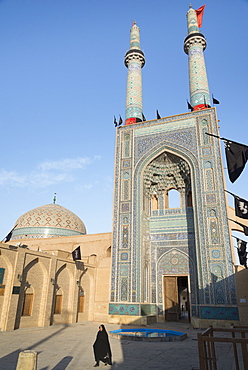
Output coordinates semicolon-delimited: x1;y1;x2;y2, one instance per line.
156;248;197;308
15;258;49;329
132;141;199;303
0;253;14;331
106;246;111;257
51;263;76;325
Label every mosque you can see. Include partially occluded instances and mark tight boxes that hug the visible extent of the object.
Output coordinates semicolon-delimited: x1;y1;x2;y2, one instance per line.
0;5;248;332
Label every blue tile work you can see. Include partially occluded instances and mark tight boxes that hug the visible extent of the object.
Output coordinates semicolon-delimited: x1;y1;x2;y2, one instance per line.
12;204;86;239
157;249;191;304
0;268;5;285
120;252;129;261
211;249;221;259
120;277;128;301
109;303;140;315
12;227;84;239
140;304;158;316
109;303;158;316
185;8;210;108
202;147;211;156
200;306;239;321
135;128;197;165
111;109;238;322
133;132;200;305
125;23;145;123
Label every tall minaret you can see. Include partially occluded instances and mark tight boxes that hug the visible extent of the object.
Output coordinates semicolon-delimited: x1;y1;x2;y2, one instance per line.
184;5;210;111
124;22;145;125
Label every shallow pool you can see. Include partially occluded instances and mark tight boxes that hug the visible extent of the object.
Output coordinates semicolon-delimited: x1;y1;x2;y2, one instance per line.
110;328;187;342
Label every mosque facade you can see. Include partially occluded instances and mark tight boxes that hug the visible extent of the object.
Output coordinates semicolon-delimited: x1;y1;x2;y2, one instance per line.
109;6;246;327
0;5;248;331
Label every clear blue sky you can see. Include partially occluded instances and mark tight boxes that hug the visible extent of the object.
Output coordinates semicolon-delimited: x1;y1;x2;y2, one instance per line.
0;0;248;240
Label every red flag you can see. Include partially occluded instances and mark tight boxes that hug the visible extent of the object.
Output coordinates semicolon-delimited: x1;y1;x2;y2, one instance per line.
125;117;142;125
196;5;206;28
125;117;136;125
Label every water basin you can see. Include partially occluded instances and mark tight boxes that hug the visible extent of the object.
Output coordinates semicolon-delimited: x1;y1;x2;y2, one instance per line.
110;328;187;342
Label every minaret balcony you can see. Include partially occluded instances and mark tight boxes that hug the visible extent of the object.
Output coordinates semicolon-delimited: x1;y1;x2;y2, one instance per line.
184;32;206;54
124;49;145;68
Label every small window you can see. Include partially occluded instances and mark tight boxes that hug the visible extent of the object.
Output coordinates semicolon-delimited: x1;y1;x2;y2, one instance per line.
54;294;62;314
168;189;180;208
151;194;158;210
78;291;85;313
22;293;34;316
89;254;97;264
0;268;5;285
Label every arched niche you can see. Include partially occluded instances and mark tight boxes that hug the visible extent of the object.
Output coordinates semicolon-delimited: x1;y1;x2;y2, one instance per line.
143;151;191;214
106;247;111;257
52;265;74;325
15;258;48;329
0;254;14;331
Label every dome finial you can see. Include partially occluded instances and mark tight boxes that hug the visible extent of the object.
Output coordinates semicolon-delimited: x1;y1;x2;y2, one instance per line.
53;193;57;204
189;3;192;8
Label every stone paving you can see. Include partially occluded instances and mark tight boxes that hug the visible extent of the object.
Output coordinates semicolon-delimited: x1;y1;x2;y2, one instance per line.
0;321;240;369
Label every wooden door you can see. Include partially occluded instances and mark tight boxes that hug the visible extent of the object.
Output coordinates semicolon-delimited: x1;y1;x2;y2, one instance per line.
164;276;179;321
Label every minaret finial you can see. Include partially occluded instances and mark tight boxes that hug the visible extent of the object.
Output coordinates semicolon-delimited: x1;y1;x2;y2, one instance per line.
53;193;57;204
124;22;145;125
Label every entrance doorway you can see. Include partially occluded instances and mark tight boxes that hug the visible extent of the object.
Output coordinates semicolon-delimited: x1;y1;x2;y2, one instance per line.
163;275;189;321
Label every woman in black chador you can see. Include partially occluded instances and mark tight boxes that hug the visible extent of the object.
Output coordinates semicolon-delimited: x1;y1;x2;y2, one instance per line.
93;324;112;367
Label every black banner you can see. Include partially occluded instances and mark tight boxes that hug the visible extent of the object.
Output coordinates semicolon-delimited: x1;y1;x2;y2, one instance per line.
235;196;248;219
72;246;81;261
237;238;247;268
225;140;248;183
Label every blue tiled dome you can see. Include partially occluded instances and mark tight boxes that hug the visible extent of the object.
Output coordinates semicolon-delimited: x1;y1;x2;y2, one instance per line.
11;204;86;239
